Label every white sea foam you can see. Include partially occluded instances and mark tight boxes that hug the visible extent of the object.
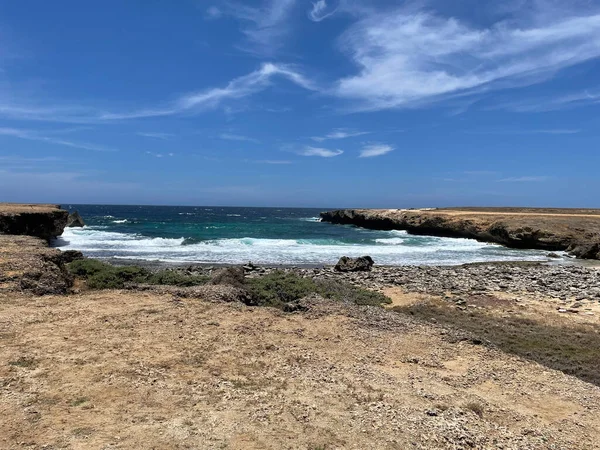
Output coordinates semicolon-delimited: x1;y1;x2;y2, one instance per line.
55;227;552;266
112;219;128;223
375;237;405;245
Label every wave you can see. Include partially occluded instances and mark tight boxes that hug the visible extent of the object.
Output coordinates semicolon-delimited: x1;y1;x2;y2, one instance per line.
375;237;405;245
299;217;322;222
55;228;552;266
112;219;128;224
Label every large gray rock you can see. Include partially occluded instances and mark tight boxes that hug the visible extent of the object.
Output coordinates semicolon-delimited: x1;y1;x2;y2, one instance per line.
335;256;374;272
66;211;85;228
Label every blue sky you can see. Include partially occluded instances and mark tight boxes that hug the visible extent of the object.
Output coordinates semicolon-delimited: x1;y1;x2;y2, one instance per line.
1;0;599;207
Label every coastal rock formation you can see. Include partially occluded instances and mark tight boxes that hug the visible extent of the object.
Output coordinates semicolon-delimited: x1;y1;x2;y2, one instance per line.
0;204;76;295
335;255;374;272
0;235;74;295
320;208;600;260
66;211;85;227
0;203;68;240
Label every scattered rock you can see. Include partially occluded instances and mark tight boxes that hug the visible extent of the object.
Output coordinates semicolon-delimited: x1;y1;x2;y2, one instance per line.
335;256;374;272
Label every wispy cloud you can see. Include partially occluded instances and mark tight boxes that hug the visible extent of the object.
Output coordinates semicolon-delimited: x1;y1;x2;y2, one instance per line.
213;0;297;56
498;176;550;182
0;63;315;123
492;89;600;112
465;128;581;135
146;151;174;158
205;6;222;19
136;132;174;139
256;159;293;164
359;143;394;158
311;128;369;142
0;127;117;152
308;0;338;22
333;5;600;111
299;146;343;157
219;133;260;143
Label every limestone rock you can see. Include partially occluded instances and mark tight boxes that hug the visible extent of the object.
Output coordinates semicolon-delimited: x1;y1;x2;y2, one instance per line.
66;211;85;227
335;256;374;272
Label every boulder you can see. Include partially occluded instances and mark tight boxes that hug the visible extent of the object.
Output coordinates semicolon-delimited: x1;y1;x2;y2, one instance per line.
60;250;84;264
208;266;246;289
66;211;85;227
334;256;374;272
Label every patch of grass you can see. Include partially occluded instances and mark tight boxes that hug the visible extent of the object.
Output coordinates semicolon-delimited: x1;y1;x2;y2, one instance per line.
9;356;37;369
70;397;89;407
464;401;484;417
68;259;209;289
394;298;600;387
247;271;391;309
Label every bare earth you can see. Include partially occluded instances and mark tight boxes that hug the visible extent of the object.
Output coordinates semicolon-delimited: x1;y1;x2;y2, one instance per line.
1;287;600;449
0;203;63;215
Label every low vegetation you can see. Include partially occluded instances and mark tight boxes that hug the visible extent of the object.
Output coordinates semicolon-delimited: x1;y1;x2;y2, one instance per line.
247;270;391;308
68;260;391;309
395;297;600;387
68;259;209;289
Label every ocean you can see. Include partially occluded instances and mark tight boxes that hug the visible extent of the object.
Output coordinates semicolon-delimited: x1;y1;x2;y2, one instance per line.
53;205;556;266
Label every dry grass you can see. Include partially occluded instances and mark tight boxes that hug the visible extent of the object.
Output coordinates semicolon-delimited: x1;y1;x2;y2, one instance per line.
1;290;600;449
393;294;600;387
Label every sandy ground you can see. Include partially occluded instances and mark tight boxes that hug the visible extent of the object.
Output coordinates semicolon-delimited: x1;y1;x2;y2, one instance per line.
1;289;600;449
0;204;63;214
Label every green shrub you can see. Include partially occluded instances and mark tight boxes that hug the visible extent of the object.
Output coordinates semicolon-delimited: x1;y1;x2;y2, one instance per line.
247;271;391;309
146;270;209;287
68;259;208;289
68;259;113;277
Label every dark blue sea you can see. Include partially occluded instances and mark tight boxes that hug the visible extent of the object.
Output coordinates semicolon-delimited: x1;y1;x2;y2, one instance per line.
53;205;554;266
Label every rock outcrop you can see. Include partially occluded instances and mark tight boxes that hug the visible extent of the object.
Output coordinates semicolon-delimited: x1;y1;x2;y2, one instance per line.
0;204;76;295
335;256;375;272
0;203;69;240
66;211;85;227
321;208;600;260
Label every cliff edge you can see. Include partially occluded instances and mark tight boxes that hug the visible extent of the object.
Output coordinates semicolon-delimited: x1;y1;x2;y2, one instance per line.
0;203;76;295
0;203;69;240
320;208;600;260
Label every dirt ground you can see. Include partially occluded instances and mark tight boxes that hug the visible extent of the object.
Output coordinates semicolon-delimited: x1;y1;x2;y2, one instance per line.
1;288;600;449
0;204;63;214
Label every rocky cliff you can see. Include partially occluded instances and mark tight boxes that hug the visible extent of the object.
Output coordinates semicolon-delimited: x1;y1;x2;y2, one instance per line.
0;204;77;295
0;203;69;240
320;208;600;260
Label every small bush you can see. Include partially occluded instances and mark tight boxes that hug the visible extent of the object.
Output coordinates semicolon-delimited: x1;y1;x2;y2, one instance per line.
68;259;112;278
68;259;208;289
146;270;209;287
247;271;391;309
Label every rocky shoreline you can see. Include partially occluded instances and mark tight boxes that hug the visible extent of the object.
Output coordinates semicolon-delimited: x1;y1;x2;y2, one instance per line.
321;208;600;260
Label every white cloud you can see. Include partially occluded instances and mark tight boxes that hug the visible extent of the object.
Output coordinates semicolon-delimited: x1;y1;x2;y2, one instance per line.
0;63;315;123
333;6;600;110
299;146;343;157
170;63;315;114
498;176;550;182
145;151;174;158
205;6;222;19
136;132;174;139
311;128;369;142
219;133;260;143
308;0;337;22
493;89;600;112
359;143;394;158
257;160;293;164
0;127;117;152
217;0;297;56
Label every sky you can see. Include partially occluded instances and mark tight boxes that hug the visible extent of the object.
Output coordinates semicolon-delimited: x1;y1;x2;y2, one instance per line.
0;0;599;208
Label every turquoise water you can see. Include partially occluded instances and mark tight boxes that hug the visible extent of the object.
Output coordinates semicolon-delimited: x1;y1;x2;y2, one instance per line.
53;205;556;266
